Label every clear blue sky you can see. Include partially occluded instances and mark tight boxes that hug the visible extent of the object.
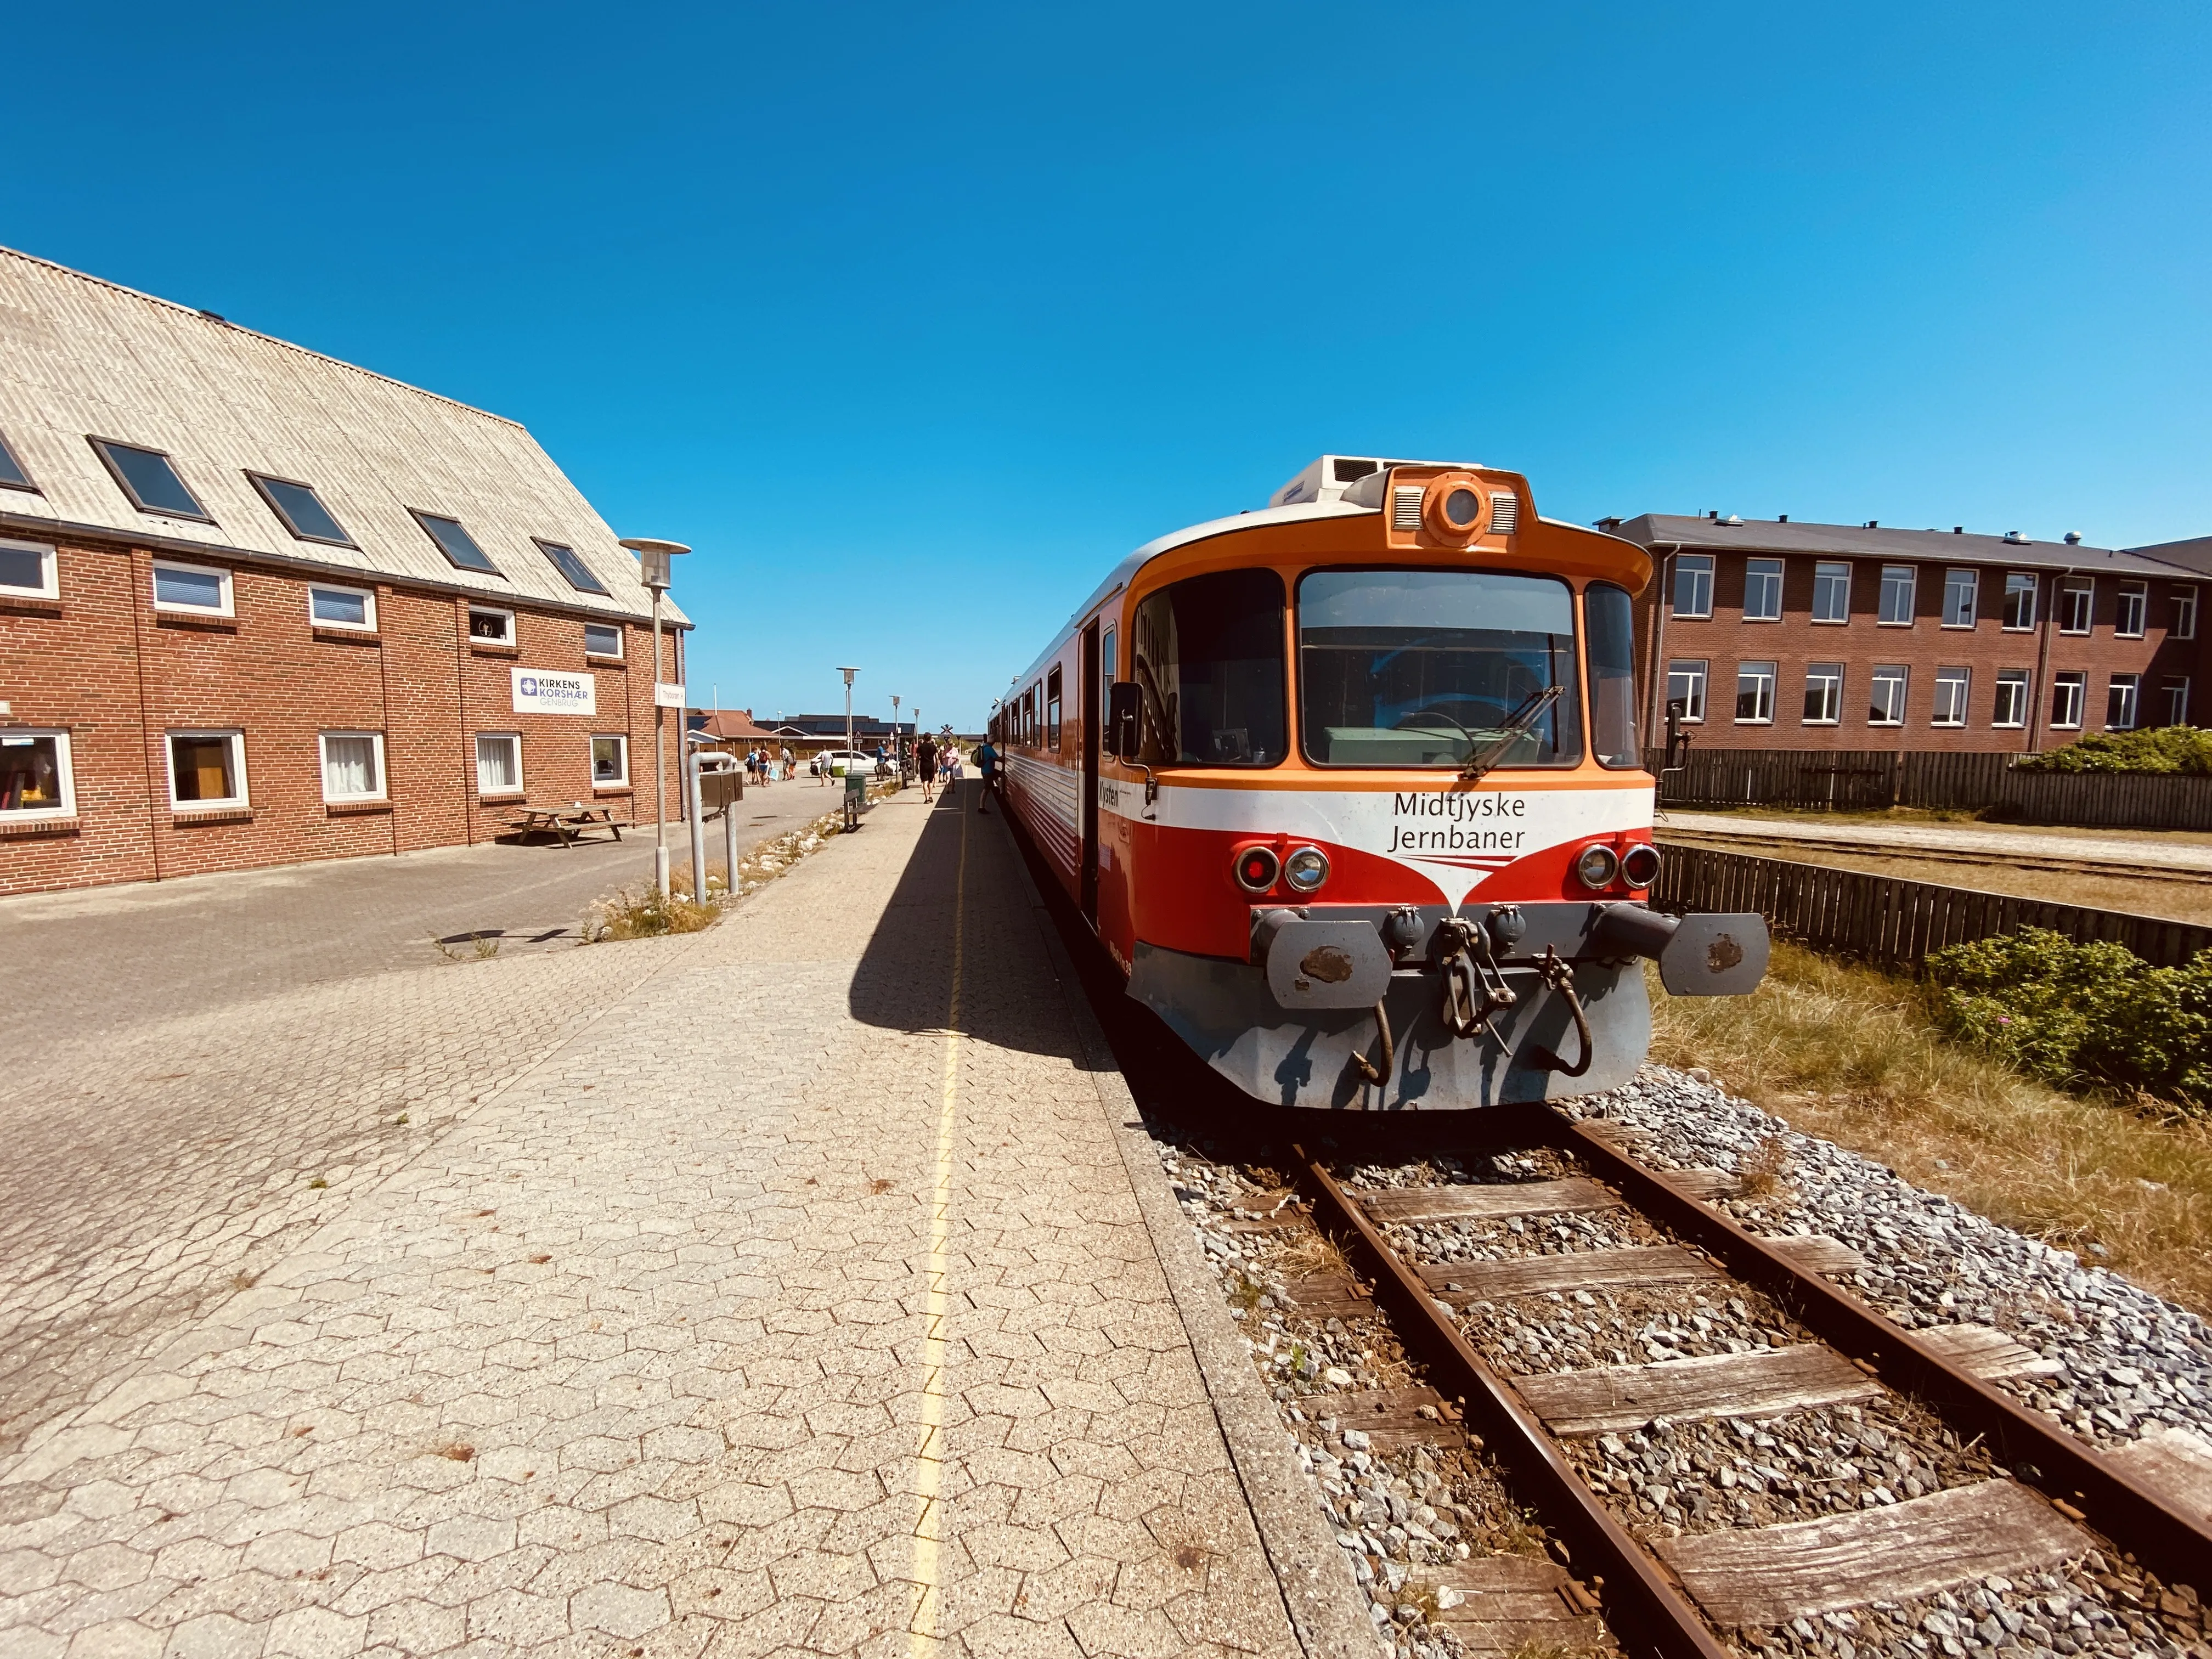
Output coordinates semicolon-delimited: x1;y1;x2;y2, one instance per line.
7;2;2210;729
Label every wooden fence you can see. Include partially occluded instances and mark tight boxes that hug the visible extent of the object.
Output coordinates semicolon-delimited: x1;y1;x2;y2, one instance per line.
1645;746;2212;831
1649;842;2212;970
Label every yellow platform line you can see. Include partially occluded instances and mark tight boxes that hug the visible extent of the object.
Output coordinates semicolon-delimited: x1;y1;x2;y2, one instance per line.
911;803;966;1653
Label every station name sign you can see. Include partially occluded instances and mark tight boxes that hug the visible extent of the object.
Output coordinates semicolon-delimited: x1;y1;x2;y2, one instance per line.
511;668;596;716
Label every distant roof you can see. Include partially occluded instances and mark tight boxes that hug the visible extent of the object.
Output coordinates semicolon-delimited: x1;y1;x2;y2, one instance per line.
689;710;781;742
1607;514;2189;578
0;244;685;624
2126;534;2212;577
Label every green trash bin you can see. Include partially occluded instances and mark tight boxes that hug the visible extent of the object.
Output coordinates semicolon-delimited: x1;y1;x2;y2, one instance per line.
842;769;866;830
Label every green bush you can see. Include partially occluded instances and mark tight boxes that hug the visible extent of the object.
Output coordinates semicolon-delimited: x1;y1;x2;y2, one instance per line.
1925;928;2212;1105
2013;726;2212;774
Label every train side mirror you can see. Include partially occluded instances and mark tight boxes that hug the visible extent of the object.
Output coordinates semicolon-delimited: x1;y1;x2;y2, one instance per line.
1107;682;1142;759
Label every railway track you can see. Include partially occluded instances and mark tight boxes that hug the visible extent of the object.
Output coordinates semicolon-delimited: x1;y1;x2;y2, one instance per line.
1654;828;2212;888
1170;1116;2212;1659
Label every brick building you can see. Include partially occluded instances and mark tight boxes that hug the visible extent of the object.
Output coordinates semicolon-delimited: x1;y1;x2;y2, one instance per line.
1607;514;2207;753
0;246;691;895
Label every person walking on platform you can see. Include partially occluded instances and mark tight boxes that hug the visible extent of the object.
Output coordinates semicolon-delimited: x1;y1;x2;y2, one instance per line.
973;737;1000;814
915;733;939;803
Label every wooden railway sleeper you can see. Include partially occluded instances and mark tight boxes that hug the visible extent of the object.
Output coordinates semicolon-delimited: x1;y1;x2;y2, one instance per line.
1291;1144;1731;1659
1552;1117;2212;1593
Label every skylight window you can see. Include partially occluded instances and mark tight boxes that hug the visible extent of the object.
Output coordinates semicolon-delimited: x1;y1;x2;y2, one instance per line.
249;473;354;546
90;438;212;521
0;428;36;493
536;539;610;596
409;510;501;574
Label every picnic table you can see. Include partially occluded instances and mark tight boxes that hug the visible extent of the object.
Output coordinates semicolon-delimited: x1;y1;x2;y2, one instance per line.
507;804;627;847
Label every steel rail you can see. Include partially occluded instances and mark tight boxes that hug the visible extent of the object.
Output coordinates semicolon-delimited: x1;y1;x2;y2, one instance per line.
1554;1118;2212;1590
1290;1144;1731;1659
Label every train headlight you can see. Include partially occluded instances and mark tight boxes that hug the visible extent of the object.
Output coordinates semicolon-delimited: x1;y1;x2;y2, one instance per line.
1620;843;1662;888
1422;474;1488;541
1573;843;1621;890
1234;845;1281;893
1283;846;1330;893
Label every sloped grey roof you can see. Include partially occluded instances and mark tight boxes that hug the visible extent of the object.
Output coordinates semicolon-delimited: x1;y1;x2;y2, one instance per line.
2126;534;2212;577
1609;513;2185;579
0;244;685;624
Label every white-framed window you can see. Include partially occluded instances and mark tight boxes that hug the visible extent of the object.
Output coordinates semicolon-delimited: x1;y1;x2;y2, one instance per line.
2058;578;2094;635
1869;664;1909;726
1803;663;1843;725
476;732;523;796
1734;661;1776;724
0;538;59;600
308;584;376;631
2002;572;2038;631
2115;583;2147;640
1932;667;1971;727
1942;568;1978;629
2051;672;2086;730
1672;555;1713;619
151;559;233;617
584;622;623;658
319;731;386;802
1993;670;2030;729
1666;659;1708;723
1743;558;1782;622
167;730;247;809
1811;561;1850;624
2165;677;2191;727
468;606;516;647
1;729;75;817
591;733;629;787
2172;586;2198;642
2107;674;2140;731
1878;565;1916;626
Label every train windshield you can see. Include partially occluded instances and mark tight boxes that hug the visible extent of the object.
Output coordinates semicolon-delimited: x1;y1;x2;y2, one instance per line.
1131;567;1287;766
1297;568;1584;768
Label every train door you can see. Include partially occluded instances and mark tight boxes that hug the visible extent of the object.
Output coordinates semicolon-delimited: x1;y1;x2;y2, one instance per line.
1080;620;1101;925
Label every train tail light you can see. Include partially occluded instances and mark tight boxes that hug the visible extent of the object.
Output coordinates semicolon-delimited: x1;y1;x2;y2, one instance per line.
1283;846;1330;893
1620;843;1662;888
1573;843;1621;890
1234;845;1281;893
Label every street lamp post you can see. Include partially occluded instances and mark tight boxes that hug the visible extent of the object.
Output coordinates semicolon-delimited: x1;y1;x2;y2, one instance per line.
838;668;859;776
890;695;901;782
620;537;691;899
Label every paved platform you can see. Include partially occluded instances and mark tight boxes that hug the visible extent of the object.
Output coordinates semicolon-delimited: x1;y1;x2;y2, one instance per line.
0;784;1317;1657
0;785;844;1462
1659;808;2212;872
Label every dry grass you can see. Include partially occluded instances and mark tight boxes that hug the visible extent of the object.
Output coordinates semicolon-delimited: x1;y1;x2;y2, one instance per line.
1263;1229;1353;1282
1647;944;2212;1316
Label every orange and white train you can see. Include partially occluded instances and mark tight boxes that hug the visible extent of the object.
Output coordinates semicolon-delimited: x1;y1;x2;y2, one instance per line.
994;455;1767;1113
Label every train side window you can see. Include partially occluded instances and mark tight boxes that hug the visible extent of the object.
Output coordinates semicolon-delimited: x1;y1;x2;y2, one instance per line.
1584;583;1640;768
1131;568;1286;767
1046;667;1063;750
1101;627;1117;716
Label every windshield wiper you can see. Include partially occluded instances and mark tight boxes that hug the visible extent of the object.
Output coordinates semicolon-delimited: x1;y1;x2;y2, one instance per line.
1460;685;1563;780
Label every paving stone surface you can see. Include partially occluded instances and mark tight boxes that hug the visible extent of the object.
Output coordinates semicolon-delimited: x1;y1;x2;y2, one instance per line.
0;785;840;1455
0;783;1297;1657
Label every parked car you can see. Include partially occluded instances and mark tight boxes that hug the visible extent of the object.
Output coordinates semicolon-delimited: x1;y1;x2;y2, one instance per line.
816;750;880;777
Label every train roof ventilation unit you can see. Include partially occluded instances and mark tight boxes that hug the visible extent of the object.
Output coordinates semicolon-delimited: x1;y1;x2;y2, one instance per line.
1269;454;1468;509
1392;486;1425;529
1489;493;1518;535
